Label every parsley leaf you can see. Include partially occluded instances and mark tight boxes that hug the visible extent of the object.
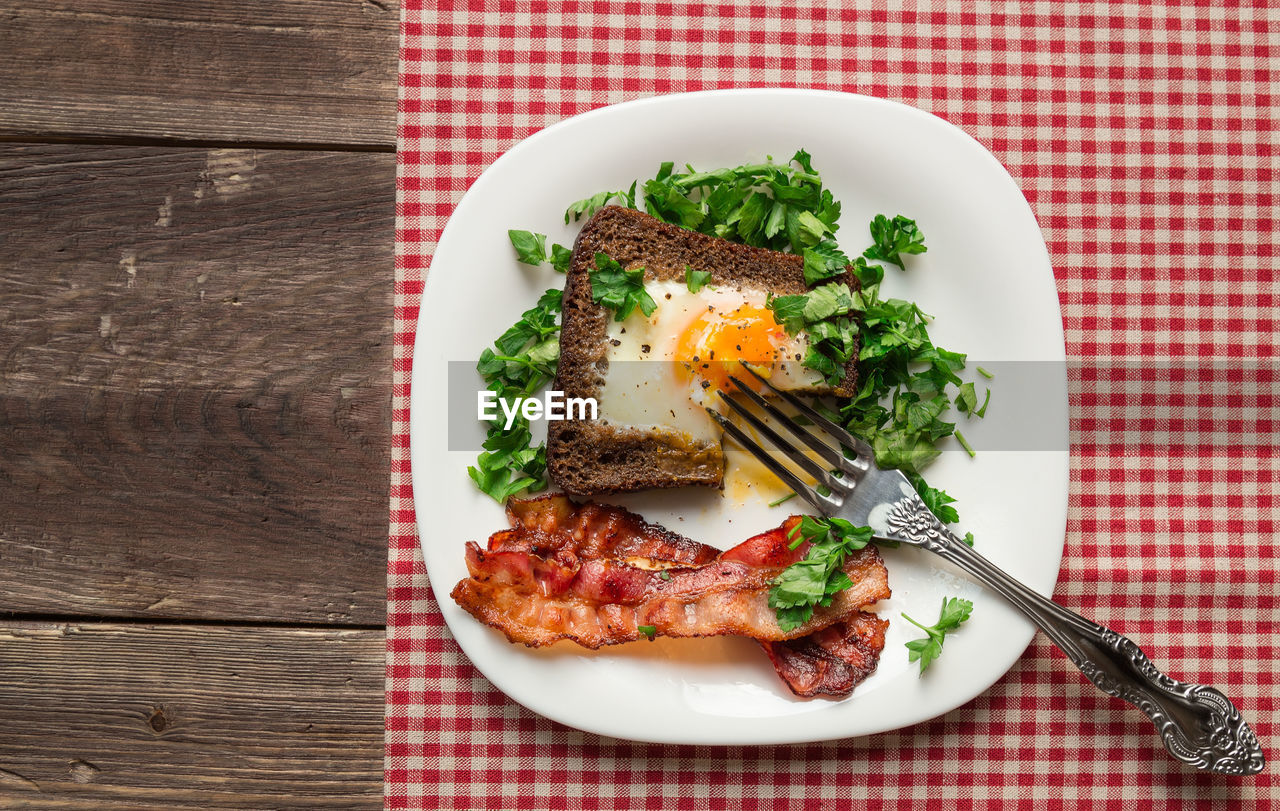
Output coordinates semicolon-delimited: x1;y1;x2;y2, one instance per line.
564;184;637;223
549;242;573;273
764;284;858;385
902;597;973;674
910;474;960;524
863;214;927;270
646;177;706;229
768;517;874;632
468;418;549;502
509;231;572;274
766;293;809;334
802;242;852;285
589;253;657;322
802;283;854;322
469;289;563;502
508;229;547;265
685;267;713;293
954;381;993;420
637;624;657;640
620;151;839;254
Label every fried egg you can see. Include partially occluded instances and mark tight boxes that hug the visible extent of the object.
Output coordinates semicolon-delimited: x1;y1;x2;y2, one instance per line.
595;279;824;499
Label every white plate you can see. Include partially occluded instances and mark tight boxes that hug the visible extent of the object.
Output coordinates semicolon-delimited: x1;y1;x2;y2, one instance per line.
410;89;1068;744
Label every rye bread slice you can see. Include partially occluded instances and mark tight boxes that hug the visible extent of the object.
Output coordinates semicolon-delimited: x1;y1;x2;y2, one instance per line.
547;206;859;496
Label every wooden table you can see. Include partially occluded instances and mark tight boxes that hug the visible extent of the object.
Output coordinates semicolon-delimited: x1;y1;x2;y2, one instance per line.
0;3;398;806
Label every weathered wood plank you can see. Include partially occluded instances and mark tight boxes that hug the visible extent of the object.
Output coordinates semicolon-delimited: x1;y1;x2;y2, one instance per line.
0;622;382;809
0;144;393;624
0;1;398;146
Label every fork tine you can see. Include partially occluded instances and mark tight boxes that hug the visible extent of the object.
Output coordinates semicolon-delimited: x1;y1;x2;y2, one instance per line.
716;395;850;494
736;362;873;468
725;375;863;478
704;408;843;515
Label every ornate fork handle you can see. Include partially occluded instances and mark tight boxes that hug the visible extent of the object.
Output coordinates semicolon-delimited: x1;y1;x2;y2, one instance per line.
886;495;1266;775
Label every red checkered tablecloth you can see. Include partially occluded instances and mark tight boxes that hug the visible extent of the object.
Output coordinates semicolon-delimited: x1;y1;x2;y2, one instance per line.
387;2;1277;808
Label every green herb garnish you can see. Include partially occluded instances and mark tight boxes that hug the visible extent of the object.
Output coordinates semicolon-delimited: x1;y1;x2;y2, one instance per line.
589;253;657;322
468;420;550;502
768;516;875;632
633;151;841;252
911;475;960;524
637;624;657;640
549;242;573;273
509;229;572;274
468;288;563;501
902;597;973;674
767;492;797;508
685;267;712;293
508;229;548;265
863;214;927;269
954;381;992;419
565;183;637;223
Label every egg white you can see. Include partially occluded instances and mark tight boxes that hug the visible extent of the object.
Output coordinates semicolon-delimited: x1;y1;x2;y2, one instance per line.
595;279;822;445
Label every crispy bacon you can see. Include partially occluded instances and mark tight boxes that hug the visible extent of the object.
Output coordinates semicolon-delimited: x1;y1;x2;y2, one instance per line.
503;496;719;565
451;494;890;695
760;611;890;698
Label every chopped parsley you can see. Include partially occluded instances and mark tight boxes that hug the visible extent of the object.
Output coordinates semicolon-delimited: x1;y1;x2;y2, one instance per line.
549;242;573;273
863;214;927;270
468;289;563;502
634;150;840;254
564;183;637;223
508;229;548;265
589;253;657;322
766;283;860;385
912;476;959;524
902;597;973;674
637;624;657;640
768;517;874;632
685;267;712;293
955;381;992;419
509;229;572;273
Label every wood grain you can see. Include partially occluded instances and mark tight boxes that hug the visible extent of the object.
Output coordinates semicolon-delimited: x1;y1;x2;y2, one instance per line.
0;144;393;624
0;1;398;147
0;622;382;809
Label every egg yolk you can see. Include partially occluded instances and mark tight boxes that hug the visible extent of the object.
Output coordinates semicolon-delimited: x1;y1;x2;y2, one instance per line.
673;303;788;394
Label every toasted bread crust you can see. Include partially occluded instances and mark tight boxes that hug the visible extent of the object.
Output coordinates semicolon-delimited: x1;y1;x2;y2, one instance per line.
548;206;858;495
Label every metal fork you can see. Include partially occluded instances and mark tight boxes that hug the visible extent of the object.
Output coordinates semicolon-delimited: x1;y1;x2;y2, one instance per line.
706;362;1265;775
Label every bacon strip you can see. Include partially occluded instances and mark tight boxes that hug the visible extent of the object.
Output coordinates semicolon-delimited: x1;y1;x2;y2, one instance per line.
451;495;891;695
503;496;719;565
760;612;890;698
